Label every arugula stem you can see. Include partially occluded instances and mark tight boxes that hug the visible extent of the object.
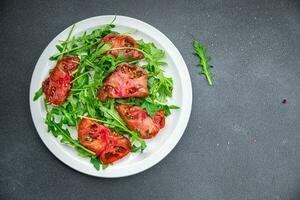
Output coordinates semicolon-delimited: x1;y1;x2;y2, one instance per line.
71;71;91;83
109;47;150;57
205;70;213;85
85;59;99;69
52;39;101;58
79;115;145;145
49;121;96;156
60;24;75;57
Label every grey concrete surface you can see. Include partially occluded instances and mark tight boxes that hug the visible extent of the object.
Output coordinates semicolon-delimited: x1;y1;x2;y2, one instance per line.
1;0;300;199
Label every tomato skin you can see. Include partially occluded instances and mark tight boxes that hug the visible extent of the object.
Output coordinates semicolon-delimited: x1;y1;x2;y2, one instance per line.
42;66;72;105
102;34;144;59
97;62;149;101
153;110;165;129
57;56;80;73
78;118;109;155
100;132;131;164
50;66;71;81
78;118;131;164
42;56;80;106
116;104;166;139
103;34;125;58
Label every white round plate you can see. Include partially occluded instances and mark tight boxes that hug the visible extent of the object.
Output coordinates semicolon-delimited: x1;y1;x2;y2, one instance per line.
29;15;192;178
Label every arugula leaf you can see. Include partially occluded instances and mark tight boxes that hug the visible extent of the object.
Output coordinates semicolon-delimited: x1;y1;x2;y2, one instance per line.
45;116;95;157
56;45;63;52
193;40;213;85
147;74;173;103
97;43;112;54
33;88;43;101
141;98;179;117
131;144;141;153
90;156;108;170
50;40;102;61
136;40;173;103
141;101;161;117
137;40;166;69
90;156;101;170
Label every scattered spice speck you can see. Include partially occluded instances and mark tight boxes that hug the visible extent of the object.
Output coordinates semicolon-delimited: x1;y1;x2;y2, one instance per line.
282;99;287;104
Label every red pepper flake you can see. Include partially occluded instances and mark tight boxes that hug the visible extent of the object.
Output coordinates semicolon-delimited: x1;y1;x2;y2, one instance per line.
282;99;287;104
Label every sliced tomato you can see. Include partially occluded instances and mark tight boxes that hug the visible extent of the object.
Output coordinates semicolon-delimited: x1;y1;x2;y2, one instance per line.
42;56;80;106
103;34;125;58
116;104;166;139
78;118;109;155
56;56;80;73
49;65;71;81
153;110;165;128
100;131;131;164
42;67;72;106
102;33;144;59
78;118;131;164
97;62;149;101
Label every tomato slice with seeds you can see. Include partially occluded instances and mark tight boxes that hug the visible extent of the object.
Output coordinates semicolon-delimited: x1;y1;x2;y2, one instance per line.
98;62;149;101
116;104;166;139
42;67;72;105
56;56;80;73
102;33;144;59
100;131;131;164
42;56;80;106
78;118;131;164
153;110;166;128
78;118;109;155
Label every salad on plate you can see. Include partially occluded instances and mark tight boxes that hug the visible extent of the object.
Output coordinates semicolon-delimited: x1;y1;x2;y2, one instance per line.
33;18;178;170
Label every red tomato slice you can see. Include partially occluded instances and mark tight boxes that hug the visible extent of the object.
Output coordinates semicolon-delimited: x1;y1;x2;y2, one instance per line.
78;118;131;164
78;118;109;155
42;56;80;106
102;34;144;59
100;131;131;164
116;104;166;139
97;62;149;101
42;67;72;106
153;110;166;129
56;56;80;73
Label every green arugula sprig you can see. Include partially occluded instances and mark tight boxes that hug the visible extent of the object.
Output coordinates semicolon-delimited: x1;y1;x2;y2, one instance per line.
46;114;95;157
137;40;173;103
193;40;213;86
33;88;43;101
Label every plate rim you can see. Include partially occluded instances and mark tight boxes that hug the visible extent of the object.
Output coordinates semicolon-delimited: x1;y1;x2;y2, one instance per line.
29;15;193;178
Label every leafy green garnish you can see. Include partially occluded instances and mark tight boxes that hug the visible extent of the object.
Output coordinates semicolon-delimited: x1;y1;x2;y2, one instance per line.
137;40;166;70
141;98;179;117
33;87;43;101
89;156;108;170
136;40;173;103
131;144;141;153
45;115;95;157
193;40;213;86
90;156;101;170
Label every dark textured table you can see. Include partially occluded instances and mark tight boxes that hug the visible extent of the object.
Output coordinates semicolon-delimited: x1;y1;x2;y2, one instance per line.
1;0;300;199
